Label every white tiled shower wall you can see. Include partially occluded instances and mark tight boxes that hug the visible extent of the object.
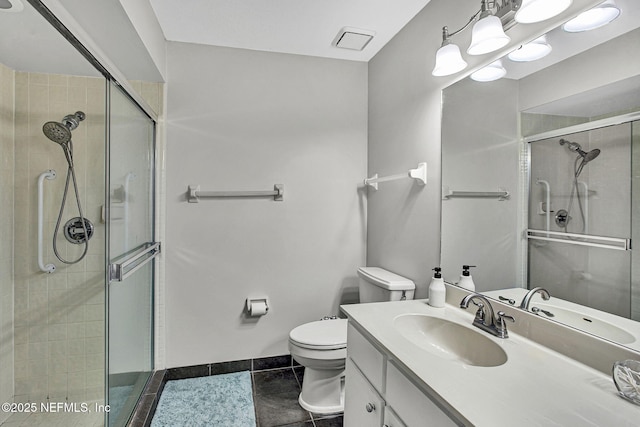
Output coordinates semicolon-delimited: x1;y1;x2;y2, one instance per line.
0;62;16;425
12;69;107;405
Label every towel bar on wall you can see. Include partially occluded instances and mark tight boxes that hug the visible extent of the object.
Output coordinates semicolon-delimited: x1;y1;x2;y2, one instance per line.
364;162;427;190
442;186;510;201
187;184;284;203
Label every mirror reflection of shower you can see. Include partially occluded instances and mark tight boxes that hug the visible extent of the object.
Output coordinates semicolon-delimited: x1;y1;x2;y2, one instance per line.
42;111;94;264
556;138;601;233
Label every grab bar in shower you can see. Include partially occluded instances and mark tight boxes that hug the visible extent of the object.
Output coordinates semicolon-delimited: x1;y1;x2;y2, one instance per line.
109;242;161;282
38;170;56;273
526;229;630;251
187;184;284;203
364;162;427;190
536;179;551;234
442;186;510;201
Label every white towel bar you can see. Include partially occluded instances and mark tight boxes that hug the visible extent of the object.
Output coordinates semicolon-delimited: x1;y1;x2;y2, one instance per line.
364;162;427;190
187;184;284;203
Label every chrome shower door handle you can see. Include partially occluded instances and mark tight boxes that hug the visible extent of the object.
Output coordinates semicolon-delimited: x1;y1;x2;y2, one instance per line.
109;242;161;282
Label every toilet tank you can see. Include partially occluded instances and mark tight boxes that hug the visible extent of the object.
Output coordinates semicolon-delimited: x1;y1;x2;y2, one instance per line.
357;267;415;303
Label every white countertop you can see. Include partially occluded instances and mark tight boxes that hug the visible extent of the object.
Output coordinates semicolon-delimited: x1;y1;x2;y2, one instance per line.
483;287;640;352
341;299;640;427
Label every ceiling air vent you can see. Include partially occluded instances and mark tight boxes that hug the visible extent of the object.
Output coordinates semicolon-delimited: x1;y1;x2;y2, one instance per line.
333;27;375;51
0;0;23;12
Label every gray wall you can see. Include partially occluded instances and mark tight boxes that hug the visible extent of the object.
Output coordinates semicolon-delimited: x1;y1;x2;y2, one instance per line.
164;42;368;367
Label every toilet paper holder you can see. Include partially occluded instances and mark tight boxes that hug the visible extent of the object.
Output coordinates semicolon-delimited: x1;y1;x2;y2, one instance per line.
246;297;269;316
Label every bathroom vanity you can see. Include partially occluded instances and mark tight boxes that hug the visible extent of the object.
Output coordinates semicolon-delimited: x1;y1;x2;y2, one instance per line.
341;292;640;426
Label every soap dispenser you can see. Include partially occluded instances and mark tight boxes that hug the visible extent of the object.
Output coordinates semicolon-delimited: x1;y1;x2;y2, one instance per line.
458;265;476;291
428;267;446;308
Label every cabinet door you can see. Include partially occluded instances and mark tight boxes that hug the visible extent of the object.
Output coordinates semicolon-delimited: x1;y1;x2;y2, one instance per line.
383;407;407;427
386;362;458;427
344;358;384;427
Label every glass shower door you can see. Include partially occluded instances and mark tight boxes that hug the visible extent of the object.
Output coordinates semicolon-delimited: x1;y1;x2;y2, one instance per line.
106;81;157;427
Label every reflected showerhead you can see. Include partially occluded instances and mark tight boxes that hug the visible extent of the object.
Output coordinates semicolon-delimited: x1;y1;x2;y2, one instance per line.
582;148;600;163
42;111;85;146
559;138;601;163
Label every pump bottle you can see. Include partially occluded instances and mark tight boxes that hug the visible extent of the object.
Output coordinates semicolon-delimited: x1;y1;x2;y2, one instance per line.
428;267;446;308
458;265;476;291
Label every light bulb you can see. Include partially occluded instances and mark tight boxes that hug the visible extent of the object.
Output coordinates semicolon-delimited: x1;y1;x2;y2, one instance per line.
515;0;573;24
468;15;510;55
508;35;552;62
563;0;620;32
470;60;507;82
432;43;468;76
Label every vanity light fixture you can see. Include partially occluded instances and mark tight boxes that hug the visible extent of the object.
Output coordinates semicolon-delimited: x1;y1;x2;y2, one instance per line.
432;0;511;76
470;59;507;81
514;0;573;24
507;35;552;61
562;0;620;33
431;0;574;77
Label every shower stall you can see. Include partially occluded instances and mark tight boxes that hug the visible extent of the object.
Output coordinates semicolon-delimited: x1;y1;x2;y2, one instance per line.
0;2;160;426
527;120;638;320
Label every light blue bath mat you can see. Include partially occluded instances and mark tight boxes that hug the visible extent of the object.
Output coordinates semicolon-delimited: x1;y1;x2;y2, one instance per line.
151;371;256;427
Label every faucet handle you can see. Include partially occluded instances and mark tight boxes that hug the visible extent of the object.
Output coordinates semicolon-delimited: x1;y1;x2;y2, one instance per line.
495;311;515;338
498;295;516;305
472;301;486;322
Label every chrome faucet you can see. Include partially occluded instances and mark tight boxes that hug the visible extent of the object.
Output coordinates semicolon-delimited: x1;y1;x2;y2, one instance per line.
519;287;551;311
460;294;514;339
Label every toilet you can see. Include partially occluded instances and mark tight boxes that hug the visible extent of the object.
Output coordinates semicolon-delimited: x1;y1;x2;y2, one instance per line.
288;267;415;414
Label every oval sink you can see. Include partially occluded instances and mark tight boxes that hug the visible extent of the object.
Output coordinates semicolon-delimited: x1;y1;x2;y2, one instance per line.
535;304;635;344
394;314;507;367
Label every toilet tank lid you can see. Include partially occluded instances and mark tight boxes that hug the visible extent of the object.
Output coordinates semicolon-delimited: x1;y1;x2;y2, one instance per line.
357;267;415;290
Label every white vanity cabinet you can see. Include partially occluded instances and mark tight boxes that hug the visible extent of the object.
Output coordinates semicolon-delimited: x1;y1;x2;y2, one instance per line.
344;323;459;427
383;407;407;427
344;359;385;426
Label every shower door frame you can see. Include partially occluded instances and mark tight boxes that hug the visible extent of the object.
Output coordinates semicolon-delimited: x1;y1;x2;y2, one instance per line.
104;81;159;427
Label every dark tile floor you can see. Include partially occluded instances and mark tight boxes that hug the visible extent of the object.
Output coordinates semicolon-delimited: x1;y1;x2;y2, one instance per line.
252;366;343;427
140;356;343;427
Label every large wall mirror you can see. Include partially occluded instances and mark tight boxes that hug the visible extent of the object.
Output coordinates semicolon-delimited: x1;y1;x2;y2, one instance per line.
441;0;640;351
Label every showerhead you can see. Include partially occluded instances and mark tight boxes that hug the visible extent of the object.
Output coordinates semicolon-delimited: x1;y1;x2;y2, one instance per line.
42;111;85;146
42;121;72;145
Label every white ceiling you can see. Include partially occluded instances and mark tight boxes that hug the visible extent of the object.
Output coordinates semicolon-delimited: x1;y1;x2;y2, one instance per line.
149;0;432;61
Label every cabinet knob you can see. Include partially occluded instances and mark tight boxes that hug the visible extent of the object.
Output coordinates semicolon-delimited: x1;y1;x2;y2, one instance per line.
365;402;376;413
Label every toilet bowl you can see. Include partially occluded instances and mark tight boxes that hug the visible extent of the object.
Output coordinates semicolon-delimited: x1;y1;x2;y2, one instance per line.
288;267;415;414
288;318;348;414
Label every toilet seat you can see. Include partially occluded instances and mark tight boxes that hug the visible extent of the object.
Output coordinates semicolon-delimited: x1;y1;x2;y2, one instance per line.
289;319;348;350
